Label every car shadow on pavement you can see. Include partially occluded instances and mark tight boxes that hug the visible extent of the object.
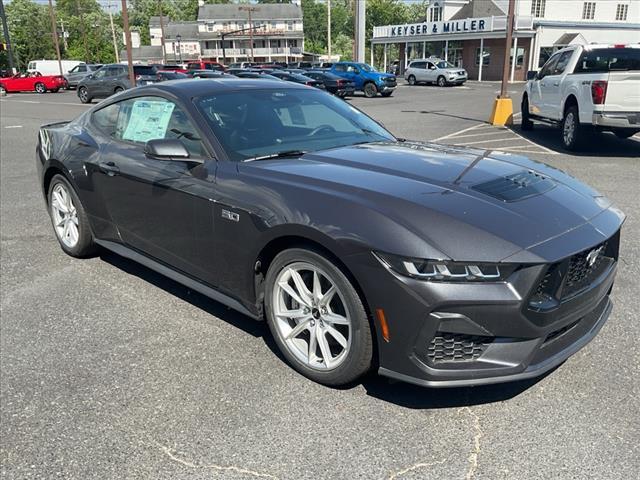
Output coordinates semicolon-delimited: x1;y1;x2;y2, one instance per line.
510;124;640;158
99;250;269;340
360;367;556;409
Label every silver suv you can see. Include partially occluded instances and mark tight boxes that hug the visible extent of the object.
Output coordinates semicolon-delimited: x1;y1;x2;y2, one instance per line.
404;58;467;87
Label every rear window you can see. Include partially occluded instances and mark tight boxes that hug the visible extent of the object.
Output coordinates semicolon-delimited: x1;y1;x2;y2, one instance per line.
134;66;157;75
574;48;640;73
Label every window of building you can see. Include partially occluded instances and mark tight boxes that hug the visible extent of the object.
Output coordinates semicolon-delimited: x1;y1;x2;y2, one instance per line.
271;21;277;30
510;46;526;67
476;47;490;66
531;0;546;18
615;3;628;21
286;21;294;31
429;6;443;22
206;22;214;32
582;2;596;20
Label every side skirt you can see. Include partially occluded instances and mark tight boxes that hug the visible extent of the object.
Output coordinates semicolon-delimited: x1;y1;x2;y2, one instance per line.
95;239;260;320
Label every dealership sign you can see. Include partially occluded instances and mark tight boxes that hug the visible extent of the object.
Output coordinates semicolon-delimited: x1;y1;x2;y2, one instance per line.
373;17;495;39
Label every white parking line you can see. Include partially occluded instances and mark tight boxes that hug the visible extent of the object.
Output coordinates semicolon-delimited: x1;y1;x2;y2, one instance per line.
446;130;514;139
432;123;488;142
4;125;23;129
0;98;88;107
451;137;523;146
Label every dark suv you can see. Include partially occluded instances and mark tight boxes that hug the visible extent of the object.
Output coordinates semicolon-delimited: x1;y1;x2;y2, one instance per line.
77;64;160;104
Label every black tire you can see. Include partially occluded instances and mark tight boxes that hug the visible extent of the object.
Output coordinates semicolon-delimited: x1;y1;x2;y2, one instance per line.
407;75;416;86
381;92;393;97
51;88;59;93
614;129;639;139
35;82;47;94
47;174;96;258
561;105;583;151
264;248;373;386
521;96;534;131
114;86;124;94
363;82;378;98
0;85;6;95
437;76;447;87
78;87;92;104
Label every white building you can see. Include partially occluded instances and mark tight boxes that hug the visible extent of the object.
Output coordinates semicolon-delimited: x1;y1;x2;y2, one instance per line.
372;0;640;81
150;3;304;64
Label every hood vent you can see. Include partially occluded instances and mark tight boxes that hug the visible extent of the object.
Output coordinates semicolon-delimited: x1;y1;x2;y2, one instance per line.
471;170;556;202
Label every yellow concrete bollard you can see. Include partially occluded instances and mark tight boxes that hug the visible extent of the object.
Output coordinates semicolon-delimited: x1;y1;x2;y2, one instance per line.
489;97;514;126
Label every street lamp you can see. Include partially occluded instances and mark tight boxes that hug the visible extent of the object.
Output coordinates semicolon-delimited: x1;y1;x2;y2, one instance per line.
176;34;182;64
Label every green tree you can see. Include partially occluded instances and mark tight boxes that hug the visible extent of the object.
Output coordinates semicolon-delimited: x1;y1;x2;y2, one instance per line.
4;0;55;70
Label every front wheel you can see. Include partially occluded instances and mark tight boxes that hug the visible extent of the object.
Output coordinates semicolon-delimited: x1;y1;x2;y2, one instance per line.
521;96;534;130
48;174;96;257
265;248;373;386
114;86;124;94
561;105;583;151
363;82;378;98
34;82;47;94
381;92;393;97
407;75;416;86
437;76;447;87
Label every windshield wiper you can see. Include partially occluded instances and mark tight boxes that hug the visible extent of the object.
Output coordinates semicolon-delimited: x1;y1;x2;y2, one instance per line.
243;150;308;162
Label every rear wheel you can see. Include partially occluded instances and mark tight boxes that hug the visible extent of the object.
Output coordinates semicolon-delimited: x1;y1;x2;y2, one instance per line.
363;82;378;98
521;96;534;130
437;76;447;87
78;86;91;104
407;75;416;86
381;92;393;97
35;82;47;94
561;105;583;151
265;248;373;386
51;88;60;93
114;86;124;94
48;174;96;257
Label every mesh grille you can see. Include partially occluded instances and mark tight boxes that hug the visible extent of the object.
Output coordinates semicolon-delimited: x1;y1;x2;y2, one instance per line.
562;242;608;298
427;333;492;364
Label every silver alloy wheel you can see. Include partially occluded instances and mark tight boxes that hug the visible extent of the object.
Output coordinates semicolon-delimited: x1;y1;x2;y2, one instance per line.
50;183;79;248
272;262;352;370
438;76;446;87
563;112;575;146
35;83;46;94
408;75;416;85
79;88;88;102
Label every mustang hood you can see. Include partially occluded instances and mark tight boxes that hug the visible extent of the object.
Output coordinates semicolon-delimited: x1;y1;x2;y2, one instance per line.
254;142;623;263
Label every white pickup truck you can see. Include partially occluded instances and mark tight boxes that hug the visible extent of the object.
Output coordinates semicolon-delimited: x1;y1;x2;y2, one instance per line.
522;44;640;150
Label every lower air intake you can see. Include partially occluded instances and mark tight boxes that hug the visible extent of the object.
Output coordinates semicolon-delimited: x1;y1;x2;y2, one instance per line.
427;333;492;363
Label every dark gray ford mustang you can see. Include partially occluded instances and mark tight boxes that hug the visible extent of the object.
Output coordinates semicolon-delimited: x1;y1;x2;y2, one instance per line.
37;79;625;387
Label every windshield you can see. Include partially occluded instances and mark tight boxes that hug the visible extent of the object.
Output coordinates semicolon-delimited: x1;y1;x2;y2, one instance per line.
436;61;455;69
196;88;395;161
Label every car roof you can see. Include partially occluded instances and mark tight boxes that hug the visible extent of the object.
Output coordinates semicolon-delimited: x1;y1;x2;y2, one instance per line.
137;78;307;97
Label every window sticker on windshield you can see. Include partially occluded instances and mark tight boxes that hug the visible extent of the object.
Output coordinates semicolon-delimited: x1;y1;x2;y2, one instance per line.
122;100;175;143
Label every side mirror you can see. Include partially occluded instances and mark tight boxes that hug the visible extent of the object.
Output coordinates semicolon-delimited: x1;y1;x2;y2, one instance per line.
87;74;94;80
527;70;538;81
144;139;191;160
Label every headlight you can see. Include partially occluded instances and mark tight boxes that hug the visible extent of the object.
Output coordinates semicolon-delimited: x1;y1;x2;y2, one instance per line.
374;252;518;282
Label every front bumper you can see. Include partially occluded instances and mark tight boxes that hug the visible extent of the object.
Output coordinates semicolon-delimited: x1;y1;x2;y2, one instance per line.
347;229;621;388
447;75;468;84
592;111;640;129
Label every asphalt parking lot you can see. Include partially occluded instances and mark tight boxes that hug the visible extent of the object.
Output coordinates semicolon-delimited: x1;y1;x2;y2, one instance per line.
1;83;638;480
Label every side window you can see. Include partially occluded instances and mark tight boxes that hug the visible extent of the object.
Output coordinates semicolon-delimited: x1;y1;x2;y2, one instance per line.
346;65;359;73
91;103;120;137
538;54;560;78
114;96;205;157
93;68;107;79
426;62;436;70
552;50;574;75
78;65;87;72
69;66;79;73
334;64;346;72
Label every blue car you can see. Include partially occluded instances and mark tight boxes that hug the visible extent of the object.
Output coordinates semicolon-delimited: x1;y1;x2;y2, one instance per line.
330;62;397;98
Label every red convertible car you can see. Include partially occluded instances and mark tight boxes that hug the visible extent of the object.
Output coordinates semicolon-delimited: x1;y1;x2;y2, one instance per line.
0;73;66;93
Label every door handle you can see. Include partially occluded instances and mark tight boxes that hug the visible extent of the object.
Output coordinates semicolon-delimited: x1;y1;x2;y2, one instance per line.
553;82;559;86
99;161;120;176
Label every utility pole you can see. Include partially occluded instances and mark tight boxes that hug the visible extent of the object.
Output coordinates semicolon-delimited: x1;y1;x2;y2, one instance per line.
158;0;167;64
499;0;516;97
327;0;331;60
47;0;64;76
60;19;68;51
108;2;120;63
0;0;15;73
121;0;135;87
239;5;259;62
489;0;515;126
76;0;90;62
354;0;366;62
